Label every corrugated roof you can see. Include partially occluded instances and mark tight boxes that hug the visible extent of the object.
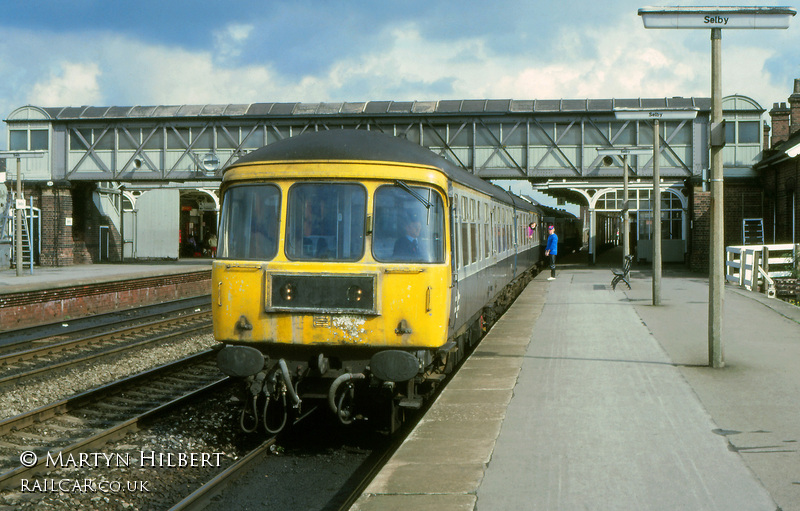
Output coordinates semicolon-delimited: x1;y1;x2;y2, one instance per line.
25;97;728;121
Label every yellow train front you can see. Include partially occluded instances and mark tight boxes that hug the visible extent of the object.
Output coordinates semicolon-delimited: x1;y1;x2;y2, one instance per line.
213;129;541;434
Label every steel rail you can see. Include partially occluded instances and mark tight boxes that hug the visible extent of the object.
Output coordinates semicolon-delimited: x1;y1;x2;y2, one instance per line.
168;439;277;511
0;349;228;490
0;310;209;365
0;317;212;388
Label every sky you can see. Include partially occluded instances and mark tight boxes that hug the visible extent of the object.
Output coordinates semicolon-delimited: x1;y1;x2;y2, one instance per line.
1;0;798;209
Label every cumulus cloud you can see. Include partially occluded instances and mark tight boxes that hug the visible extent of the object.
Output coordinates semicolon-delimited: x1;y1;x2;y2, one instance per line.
0;15;791;116
213;23;254;62
28;62;103;106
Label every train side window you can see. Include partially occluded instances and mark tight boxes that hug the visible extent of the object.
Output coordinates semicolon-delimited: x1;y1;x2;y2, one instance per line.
460;213;469;267
373;184;445;263
217;184;281;260
470;221;478;264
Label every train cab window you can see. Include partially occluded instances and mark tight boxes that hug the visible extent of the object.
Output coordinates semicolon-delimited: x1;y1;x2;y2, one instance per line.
373;185;445;263
217;184;281;260
285;183;366;261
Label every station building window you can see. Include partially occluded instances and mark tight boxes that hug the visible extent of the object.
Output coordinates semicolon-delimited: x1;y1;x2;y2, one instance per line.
725;120;760;144
10;129;49;151
594;188;685;241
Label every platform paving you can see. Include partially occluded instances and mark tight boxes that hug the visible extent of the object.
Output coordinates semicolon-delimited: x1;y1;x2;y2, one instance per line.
352;255;800;511
0;259;210;293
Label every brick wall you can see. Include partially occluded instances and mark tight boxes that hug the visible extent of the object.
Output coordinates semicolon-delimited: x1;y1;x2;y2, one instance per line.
770;103;792;147
690;188;710;272
0;270;211;329
689;182;765;273
14;183;127;267
39;186;75;266
761;160;799;244
723;182;764;246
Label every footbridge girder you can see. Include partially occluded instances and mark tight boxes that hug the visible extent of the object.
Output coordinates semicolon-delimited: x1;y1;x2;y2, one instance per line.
7;98;727;183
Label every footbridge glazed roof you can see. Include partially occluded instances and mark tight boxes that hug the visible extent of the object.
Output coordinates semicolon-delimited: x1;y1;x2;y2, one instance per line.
25;98;713;120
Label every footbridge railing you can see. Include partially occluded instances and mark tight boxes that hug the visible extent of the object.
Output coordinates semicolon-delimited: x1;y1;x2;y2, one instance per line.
725;244;798;298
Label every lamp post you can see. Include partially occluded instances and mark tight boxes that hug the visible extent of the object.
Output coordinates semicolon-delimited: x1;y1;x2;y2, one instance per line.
0;151;44;276
614;109;698;305
638;5;796;367
597;146;652;262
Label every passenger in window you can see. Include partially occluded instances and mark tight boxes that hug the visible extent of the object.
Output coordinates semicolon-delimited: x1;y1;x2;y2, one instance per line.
393;211;426;261
527;222;537;238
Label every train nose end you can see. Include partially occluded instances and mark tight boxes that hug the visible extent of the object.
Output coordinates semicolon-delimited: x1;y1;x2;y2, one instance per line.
217;345;265;377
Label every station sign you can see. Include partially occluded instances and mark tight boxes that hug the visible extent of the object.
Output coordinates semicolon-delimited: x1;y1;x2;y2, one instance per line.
597;147;652;156
614;108;698;120
639;6;796;29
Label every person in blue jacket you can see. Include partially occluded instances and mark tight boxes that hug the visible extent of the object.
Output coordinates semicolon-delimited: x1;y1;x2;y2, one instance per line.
545;225;558;280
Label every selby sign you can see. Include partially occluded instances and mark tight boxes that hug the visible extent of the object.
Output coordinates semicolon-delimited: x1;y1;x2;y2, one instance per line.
639;6;796;29
614;108;698;120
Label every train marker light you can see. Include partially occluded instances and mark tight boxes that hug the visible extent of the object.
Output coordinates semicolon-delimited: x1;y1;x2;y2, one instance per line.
347;285;363;302
280;283;295;301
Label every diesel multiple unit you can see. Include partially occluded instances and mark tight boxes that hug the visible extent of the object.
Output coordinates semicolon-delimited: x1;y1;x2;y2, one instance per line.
213;129;546;433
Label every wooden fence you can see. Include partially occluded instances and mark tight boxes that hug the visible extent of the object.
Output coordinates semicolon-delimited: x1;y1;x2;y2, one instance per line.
725;244;798;298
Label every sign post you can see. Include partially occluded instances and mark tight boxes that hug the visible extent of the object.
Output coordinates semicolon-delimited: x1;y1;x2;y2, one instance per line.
638;5;795;367
0;151;44;276
613;109;698;306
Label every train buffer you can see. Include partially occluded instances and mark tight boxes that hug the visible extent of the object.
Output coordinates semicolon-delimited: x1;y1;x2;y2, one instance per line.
611;254;635;291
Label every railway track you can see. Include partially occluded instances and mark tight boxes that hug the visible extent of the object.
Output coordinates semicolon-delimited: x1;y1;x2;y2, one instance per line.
0;302;213;389
169;439;278;511
0;295;211;350
0;349;227;491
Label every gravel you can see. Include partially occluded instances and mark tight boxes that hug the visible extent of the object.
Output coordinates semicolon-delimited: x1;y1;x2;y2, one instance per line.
0;334;218;420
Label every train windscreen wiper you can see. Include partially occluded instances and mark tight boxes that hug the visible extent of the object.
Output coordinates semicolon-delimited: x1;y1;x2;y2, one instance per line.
394;180;431;209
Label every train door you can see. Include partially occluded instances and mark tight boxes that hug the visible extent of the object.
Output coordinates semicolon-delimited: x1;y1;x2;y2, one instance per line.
134;189;179;259
448;189;459;337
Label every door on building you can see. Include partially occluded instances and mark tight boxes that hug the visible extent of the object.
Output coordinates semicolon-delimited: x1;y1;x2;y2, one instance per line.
99;225;110;261
133;189;179;259
122;207;136;259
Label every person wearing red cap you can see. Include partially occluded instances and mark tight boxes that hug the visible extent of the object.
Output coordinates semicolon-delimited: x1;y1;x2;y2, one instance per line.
545;225;558;280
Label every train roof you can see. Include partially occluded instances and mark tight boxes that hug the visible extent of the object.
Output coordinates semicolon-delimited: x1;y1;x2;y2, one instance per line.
233;129;539;212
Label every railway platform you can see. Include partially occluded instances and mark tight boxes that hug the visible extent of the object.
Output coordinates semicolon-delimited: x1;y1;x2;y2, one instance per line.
0;260;211;330
0;259;210;293
352;249;800;511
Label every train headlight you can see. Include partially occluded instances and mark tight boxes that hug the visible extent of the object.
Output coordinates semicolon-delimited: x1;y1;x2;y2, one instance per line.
346;285;363;302
280;283;295;301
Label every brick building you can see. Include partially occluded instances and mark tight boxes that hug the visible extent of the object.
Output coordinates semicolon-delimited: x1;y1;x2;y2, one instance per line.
755;79;800;246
